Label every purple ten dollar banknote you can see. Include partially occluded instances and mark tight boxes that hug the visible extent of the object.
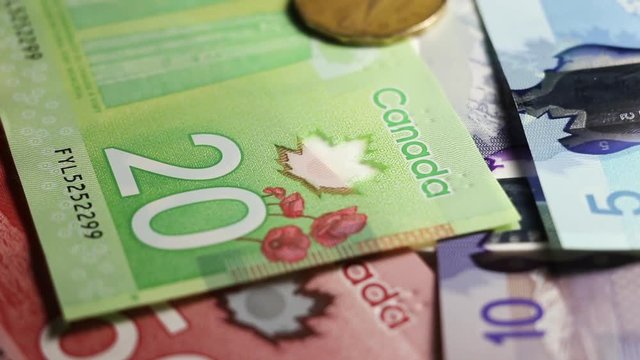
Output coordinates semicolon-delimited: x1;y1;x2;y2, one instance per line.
438;233;640;359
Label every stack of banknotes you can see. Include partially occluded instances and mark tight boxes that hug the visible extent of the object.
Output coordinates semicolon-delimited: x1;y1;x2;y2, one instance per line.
1;0;639;358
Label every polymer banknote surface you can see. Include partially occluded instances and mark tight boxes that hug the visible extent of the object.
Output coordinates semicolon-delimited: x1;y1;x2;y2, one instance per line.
0;0;517;319
438;233;640;360
477;0;640;249
419;0;528;179
0;150;437;360
419;0;547;247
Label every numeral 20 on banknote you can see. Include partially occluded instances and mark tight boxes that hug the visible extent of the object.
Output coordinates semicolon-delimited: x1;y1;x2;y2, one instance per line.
106;133;265;250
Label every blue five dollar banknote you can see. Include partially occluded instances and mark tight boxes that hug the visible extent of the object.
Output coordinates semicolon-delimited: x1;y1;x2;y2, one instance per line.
477;0;640;249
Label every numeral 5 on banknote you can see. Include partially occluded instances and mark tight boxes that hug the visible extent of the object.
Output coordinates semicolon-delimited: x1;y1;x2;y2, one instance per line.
477;0;640;249
586;191;640;216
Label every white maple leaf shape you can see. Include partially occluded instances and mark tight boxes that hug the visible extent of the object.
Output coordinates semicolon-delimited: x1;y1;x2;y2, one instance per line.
278;136;378;193
224;280;316;339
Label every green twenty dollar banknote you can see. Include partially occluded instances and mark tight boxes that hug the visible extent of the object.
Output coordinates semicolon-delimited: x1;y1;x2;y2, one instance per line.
0;0;518;319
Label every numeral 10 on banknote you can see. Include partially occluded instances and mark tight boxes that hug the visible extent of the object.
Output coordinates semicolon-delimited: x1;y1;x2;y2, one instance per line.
481;298;544;344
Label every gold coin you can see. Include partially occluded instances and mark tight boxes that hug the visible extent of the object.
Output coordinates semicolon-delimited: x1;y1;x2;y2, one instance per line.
294;0;446;45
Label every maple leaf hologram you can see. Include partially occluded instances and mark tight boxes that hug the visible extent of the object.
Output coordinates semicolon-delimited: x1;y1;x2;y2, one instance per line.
277;136;378;194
